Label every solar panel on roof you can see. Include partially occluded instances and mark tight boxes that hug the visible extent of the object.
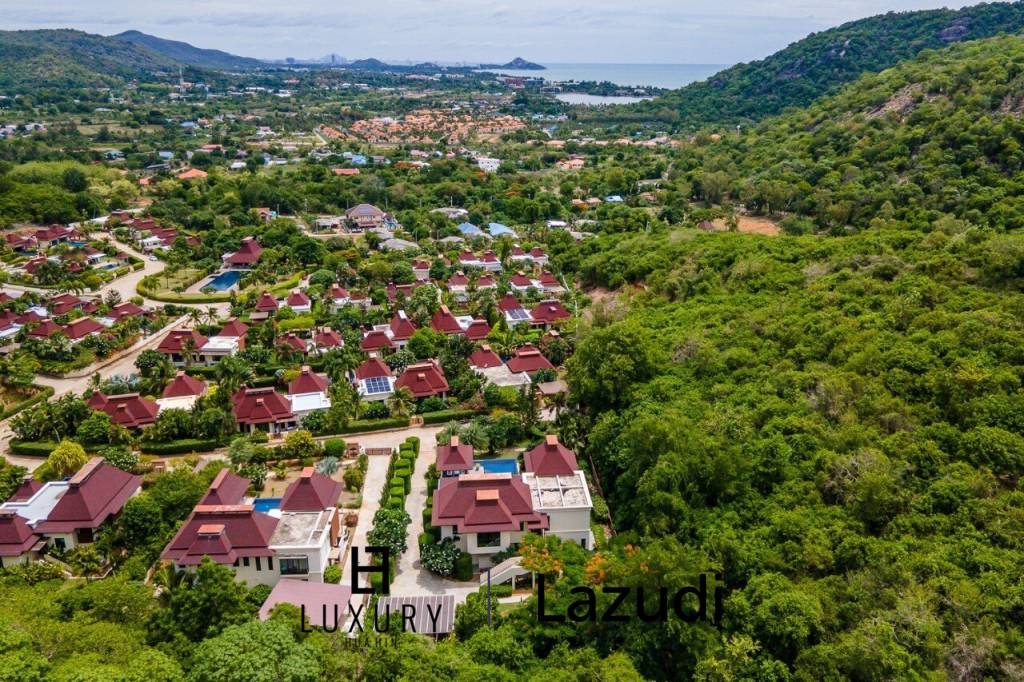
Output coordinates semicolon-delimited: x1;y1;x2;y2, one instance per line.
364;376;391;395
508;309;530;321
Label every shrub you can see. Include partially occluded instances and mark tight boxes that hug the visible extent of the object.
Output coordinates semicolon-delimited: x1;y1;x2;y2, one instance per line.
455;550;474;581
358;454;368;472
362;401;390;420
421;540;461;576
390;476;405;490
324;564;342;584
9;441;59;457
591;495;610;523
418;532;435;548
422;507;433;526
323;438;346;458
343;466;364;492
421;409;479;425
389;485;405;499
100;445;138;472
386;497;404;510
407;436;420;456
338;416;409;434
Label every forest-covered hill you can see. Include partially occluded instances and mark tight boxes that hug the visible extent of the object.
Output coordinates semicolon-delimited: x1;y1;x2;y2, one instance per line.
631;1;1024;127
112;31;265;71
672;34;1024;234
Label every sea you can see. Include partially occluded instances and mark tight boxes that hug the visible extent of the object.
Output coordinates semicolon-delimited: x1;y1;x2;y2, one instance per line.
482;63;726;90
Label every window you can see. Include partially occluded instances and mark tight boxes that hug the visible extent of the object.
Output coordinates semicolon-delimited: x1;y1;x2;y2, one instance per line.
267;557;273;571
53;538;66;551
477;532;501;548
243;557;250;567
256;557;261;571
76;528;94;544
279;557;309;575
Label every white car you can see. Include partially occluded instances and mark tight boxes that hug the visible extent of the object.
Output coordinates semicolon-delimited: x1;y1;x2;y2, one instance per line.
148;255;159;261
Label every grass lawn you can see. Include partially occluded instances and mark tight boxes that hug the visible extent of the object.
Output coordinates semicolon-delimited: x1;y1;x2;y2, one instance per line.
0;386;40;409
149;267;204;294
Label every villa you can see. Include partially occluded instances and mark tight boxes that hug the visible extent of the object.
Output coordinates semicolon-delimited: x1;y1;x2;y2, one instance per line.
157;372;208;413
530;299;571;328
498;293;532;326
87;392;159;429
285;290;312;314
0;458;141;556
286;367;331;420
435;436;474;477
199;320;247;364
345;203;387;231
506;344;556;375
354;357;395;401
157;329;210;366
232;387;297;435
395;360;449;399
223;237;263;269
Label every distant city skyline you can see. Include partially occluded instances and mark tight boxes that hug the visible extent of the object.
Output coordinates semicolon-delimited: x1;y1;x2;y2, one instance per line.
2;1;987;65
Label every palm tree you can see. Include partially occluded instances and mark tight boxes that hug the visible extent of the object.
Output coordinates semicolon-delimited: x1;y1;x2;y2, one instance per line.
153;564;195;606
205;307;220;326
215;356;254;397
181;336;198;367
386;387;415;418
187;308;202;328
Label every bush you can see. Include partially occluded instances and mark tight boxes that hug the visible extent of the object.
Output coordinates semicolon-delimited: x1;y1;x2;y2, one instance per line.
323;438;346;458
386;497;404;510
324;564;342;584
421;409;479;425
9;440;59;457
343;466;364;492
422;506;433;526
407;437;420;456
455;550;474;581
421;540;461;576
337;417;409;434
418;532;435;547
484;584;514;598
389;485;405;500
591;495;610;523
0;385;54;420
390;476;405;491
139;438;221;455
362;401;390;419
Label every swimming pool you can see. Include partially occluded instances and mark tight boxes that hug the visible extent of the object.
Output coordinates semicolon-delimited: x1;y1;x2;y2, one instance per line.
204;270;243;291
252;497;282;513
475;458;518;474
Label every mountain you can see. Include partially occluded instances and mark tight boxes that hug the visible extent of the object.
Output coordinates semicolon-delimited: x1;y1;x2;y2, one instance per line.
636;1;1024;127
112;30;264;70
681;33;1024;233
480;57;545;70
0;29;179;89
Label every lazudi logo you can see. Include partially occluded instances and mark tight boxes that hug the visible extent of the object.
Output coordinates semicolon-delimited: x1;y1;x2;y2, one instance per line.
538;572;724;625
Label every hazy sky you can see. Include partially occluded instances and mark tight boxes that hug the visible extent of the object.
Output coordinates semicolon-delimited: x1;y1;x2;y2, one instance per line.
2;1;983;64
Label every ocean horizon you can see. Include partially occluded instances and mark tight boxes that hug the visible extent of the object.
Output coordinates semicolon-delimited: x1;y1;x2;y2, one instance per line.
481;62;727;89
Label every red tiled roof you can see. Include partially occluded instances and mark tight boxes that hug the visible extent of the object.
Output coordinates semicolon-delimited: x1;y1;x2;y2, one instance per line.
506;345;555;375
6;476;42;503
63;317;103;340
227;238;261;265
432;474;547;534
497;292;524;312
200;469;250;506
436;436;474;472
107;302;146;321
355;357;392;380
288;367;329;395
509;273;533;287
286;290;310;307
232;387;295;425
395;360;449;398
35;458;142;533
447;272;468;287
217;319;249;338
524;435;579;476
49;293;90;316
88;392;159;428
255;291;278;312
313;327;342;349
16;310;46;325
162;371;208;398
0;510;41;557
328;284;349;301
529;247;547;258
161;504;278;565
27;319;63;339
530;299;571;324
158;329;209;354
389;311;417;340
430;305;463;335
476;275;496;288
279;333;308;354
361;330;395;352
177;168;209;180
469;345;503;369
464;318;491;341
280;467;342;512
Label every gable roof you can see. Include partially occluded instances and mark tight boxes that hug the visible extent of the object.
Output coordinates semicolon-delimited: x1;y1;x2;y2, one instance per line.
279;467;342;512
436;436;474;472
355;357;392;380
506;344;555;375
232;387;295;425
200;469;250;506
35;458;142;533
63;317;103;340
395;360;449;398
279;333;308;353
431;474;547;534
88;392;159;428
158;329;209;354
524;435;580;476
28;320;63;339
469;345;503;369
161;504;278;565
288;367;330;395
0;510;41;557
162;371;208;399
217;319;249;338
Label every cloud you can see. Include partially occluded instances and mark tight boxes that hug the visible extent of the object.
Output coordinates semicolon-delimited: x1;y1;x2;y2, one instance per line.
0;0;984;63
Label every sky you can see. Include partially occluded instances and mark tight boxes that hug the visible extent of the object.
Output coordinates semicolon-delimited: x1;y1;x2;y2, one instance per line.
0;1;984;65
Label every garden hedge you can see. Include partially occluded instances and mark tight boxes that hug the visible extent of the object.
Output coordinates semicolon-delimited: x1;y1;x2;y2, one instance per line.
335;417;409;435
455;552;474;581
389;485;405;499
418;532;434;547
139;438;222;455
419;409;480;425
9;440;59;457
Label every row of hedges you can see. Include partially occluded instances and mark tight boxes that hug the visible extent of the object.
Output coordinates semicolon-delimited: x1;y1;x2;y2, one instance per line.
138;438;223;455
333;417;410;435
9;440;59;457
420;409;479;425
0;385;54;421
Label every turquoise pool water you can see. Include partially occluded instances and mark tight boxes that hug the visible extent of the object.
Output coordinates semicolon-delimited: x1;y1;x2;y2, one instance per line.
476;458;518;474
205;270;242;291
252;497;282;513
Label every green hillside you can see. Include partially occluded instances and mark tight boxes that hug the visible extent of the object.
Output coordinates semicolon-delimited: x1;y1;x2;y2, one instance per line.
112;31;265;71
0;29;179;89
635;1;1024;127
676;34;1024;233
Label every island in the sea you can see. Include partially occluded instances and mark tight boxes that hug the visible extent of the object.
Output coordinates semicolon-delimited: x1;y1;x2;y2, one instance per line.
480;56;545;70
